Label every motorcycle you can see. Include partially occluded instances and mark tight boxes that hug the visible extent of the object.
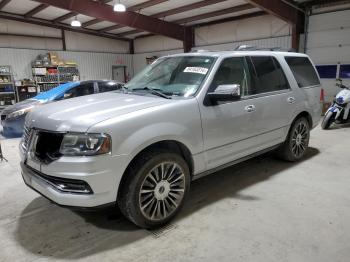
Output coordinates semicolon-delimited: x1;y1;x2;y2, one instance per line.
322;79;350;129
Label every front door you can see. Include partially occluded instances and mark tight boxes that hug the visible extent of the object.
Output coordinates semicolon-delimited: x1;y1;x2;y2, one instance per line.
199;57;258;170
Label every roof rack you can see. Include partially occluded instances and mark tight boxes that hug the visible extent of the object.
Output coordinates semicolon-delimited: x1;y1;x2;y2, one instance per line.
194;49;216;52
234;45;296;52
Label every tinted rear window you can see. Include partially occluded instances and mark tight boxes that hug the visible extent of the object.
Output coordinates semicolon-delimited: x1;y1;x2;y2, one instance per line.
285;57;320;87
248;56;289;94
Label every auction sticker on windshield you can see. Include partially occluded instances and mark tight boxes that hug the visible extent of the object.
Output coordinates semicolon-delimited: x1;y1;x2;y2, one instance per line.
183;67;208;75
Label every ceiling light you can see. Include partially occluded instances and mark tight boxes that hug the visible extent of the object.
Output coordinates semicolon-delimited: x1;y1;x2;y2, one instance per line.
71;16;81;27
114;2;126;12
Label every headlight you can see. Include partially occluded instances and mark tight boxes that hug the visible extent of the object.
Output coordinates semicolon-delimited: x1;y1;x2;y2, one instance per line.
59;133;111;156
6;107;33;119
336;96;344;104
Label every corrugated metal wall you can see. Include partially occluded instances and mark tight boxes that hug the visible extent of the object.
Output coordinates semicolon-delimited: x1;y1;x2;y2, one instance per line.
0;47;133;81
0;18;129;53
192;35;291;51
133;35;291;75
133;49;184;75
133;14;292;74
194;14;291;48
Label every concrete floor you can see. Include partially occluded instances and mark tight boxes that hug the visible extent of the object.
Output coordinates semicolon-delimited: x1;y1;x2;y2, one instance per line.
0;124;349;262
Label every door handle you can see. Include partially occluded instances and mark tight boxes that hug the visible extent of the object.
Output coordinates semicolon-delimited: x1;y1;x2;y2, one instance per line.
244;105;256;112
287;97;296;104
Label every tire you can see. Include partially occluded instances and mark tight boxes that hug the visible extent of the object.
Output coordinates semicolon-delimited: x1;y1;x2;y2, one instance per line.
118;149;190;229
278;117;310;162
321;111;335;130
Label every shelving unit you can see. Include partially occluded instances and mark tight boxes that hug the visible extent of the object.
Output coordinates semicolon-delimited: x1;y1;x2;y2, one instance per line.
0;66;16;110
15;80;39;102
32;65;80;92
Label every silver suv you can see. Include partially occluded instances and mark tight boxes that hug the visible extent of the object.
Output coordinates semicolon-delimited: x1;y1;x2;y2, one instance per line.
20;51;321;228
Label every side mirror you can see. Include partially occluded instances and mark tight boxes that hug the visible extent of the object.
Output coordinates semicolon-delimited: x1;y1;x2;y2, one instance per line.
208;84;241;103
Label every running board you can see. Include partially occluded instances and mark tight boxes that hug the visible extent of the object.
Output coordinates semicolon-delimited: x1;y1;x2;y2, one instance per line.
192;144;281;181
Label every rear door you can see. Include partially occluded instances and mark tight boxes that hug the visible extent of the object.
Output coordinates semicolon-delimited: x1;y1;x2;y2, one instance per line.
244;56;296;146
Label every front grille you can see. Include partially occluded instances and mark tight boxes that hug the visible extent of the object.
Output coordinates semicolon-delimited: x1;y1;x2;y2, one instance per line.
1;114;6;121
34;131;64;164
21;125;32;153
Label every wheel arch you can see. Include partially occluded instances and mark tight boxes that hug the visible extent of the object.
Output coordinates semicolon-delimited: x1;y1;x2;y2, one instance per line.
293;111;313;127
117;139;194;199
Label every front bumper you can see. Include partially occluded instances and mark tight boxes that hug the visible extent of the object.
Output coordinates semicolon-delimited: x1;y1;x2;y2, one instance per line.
20;151;131;208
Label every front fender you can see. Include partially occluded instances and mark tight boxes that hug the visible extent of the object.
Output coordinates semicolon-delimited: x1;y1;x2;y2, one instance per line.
87;98;203;162
118;122;197;159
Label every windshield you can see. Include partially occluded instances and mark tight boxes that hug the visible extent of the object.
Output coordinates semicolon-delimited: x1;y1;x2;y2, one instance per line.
125;56;215;97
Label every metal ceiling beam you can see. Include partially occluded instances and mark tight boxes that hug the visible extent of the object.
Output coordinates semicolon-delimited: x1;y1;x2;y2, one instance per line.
173;4;254;24
100;0;228;32
115;29;143;37
24;4;49;18
100;24;124;32
0;0;11;10
114;3;255;37
153;0;228;18
0;11;129;41
193;10;266;28
134;11;267;40
84;0;168;28
54;0;112;24
128;0;169;11
300;0;350;7
82;18;103;27
53;11;77;23
246;0;303;25
34;0;187;41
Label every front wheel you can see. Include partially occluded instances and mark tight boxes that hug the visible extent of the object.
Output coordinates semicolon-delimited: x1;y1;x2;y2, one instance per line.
118;150;190;229
321;111;335;130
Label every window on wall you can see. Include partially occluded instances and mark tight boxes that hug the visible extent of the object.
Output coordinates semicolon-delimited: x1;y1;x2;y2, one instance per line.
340;64;350;79
285;57;320;87
248;56;289;94
316;65;337;79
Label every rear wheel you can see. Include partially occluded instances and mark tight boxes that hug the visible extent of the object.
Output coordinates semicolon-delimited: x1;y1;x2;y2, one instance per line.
321;111;335;130
118;150;190;229
278;117;310;162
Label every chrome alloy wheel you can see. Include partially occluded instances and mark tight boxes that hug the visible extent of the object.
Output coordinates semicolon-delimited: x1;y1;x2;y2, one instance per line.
139;162;186;221
291;121;309;158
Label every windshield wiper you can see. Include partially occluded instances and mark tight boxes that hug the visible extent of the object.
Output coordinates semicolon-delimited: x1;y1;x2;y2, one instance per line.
131;87;171;99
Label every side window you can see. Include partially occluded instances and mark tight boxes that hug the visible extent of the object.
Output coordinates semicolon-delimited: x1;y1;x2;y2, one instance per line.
98;81;122;93
248;56;289;94
64;82;94;99
285;57;320;87
209;57;252;96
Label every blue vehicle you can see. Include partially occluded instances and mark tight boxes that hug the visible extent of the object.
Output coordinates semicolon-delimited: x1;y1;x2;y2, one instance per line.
0;80;123;137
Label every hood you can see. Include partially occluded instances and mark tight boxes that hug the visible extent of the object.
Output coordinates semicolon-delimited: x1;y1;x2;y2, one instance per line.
26;92;173;132
1;99;41;115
